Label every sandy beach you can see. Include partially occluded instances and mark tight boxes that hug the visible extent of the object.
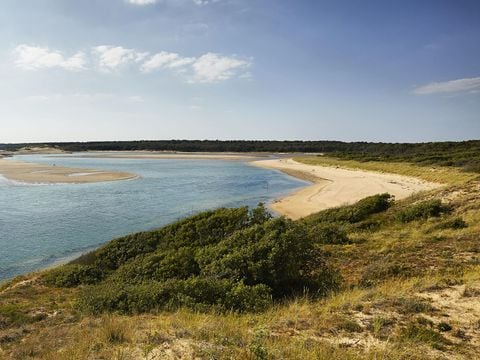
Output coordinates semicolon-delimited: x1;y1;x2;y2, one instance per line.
253;158;442;219
0;158;137;184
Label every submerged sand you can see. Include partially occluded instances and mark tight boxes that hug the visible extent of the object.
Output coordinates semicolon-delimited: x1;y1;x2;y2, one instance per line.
0;158;136;184
253;158;442;220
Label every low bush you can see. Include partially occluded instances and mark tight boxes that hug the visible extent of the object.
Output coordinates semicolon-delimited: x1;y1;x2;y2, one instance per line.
396;200;451;223
305;193;394;225
43;264;104;287
47;204;347;313
437;322;452;332
308;224;350;245
435;217;467;230
360;262;413;287
78;278;272;314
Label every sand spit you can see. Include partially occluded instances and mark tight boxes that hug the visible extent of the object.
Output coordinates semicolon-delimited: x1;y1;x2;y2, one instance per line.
0;158;137;184
253;158;442;219
69;151;266;161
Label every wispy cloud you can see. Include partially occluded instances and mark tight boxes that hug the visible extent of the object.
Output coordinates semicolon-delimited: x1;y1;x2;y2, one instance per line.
141;51;195;72
13;45;86;71
413;77;480;95
13;44;252;83
191;53;251;83
93;45;148;71
141;51;251;83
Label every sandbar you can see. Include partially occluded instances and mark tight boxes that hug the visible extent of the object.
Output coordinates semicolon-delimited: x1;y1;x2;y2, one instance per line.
68;151;265;161
0;158;137;184
253;158;442;220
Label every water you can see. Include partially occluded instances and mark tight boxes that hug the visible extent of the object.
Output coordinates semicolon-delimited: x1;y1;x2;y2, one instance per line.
0;154;308;280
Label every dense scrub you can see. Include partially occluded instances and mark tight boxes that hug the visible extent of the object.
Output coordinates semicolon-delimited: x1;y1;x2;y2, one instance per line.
303;193;393;225
44;205;340;313
42;192;462;315
396;200;451;223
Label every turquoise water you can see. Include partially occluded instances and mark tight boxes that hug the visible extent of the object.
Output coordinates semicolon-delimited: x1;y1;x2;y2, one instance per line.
0;154;307;281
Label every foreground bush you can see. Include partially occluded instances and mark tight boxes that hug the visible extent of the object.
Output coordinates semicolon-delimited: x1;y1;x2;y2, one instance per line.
46;205;340;313
304;193;394;225
78;278;272;314
396;200;451;223
308;223;350;244
43;264;104;287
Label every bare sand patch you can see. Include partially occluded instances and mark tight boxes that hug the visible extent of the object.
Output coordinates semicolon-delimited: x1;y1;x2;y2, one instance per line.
0;158;137;184
253;158;442;219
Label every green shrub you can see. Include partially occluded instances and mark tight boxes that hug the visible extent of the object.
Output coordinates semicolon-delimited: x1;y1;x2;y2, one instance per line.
305;193;393;224
308;223;349;245
435;217;467;230
111;247;200;284
93;207;255;271
50;205;340;314
437;322;452;332
78;278;272;314
198;218;340;298
396;200;451;223
43;264;104;287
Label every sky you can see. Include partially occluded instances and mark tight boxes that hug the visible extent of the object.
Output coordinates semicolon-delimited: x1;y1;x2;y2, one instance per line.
0;0;479;143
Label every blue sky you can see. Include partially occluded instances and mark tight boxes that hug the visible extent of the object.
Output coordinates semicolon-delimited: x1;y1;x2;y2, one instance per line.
0;0;479;143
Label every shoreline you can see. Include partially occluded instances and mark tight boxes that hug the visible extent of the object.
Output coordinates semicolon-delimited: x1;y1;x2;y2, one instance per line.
0;158;137;184
61;150;271;161
252;158;442;220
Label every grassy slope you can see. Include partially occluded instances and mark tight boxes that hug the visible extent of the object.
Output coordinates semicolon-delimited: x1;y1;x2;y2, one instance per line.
295;156;476;184
1;163;480;359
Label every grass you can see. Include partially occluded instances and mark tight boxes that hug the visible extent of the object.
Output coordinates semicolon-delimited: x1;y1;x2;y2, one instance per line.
1;174;480;359
2;267;480;358
294;156;477;184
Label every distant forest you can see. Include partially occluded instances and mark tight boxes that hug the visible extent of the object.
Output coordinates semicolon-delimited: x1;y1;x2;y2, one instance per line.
1;140;479;172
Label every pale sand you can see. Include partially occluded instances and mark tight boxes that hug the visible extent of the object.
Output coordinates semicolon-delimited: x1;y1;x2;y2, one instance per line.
72;151;264;161
0;158;136;184
253;158;442;220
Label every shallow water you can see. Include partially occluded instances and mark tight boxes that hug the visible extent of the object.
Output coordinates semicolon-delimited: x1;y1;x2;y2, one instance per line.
0;154;307;280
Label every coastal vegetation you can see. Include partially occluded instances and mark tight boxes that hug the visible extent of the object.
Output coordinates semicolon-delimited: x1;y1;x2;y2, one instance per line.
1;161;479;358
45;205;340;314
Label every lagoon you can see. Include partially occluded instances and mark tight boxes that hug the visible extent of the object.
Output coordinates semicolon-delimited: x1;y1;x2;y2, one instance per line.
0;154;306;280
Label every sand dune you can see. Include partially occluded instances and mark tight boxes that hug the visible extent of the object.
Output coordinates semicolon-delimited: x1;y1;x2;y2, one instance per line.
0;158;136;184
253;158;442;219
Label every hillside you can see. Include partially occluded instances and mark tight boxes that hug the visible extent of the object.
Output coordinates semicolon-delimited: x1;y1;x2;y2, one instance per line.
0;163;479;359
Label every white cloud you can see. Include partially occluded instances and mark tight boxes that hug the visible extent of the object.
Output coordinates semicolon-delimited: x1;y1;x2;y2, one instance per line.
141;51;195;72
126;0;157;5
93;45;148;71
13;43;252;83
13;45;86;71
191;53;250;83
413;77;480;95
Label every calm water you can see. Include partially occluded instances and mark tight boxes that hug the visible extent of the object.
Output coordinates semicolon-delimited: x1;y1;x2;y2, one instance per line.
0;154;307;280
